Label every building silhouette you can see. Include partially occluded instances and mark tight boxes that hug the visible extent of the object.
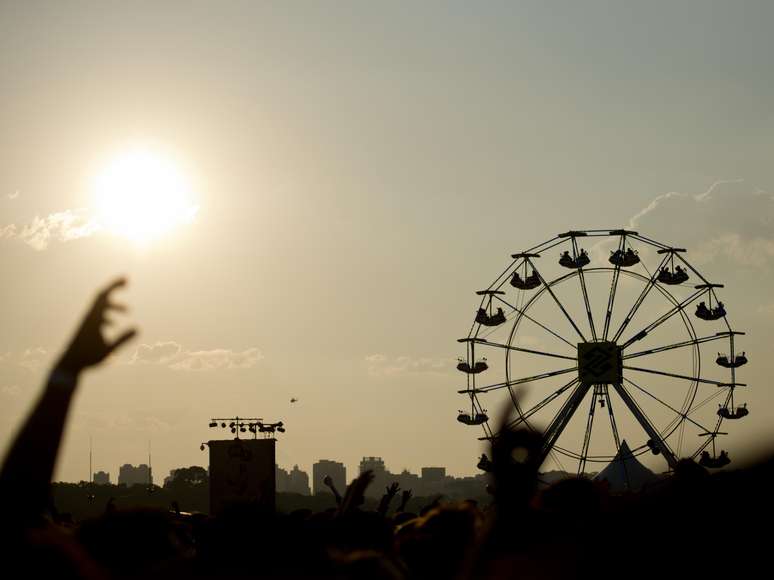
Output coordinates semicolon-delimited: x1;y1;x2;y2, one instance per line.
287;465;310;495
276;465;290;492
118;463;152;487
355;456;487;497
312;459;346;495
92;471;110;485
358;456;386;476
276;464;311;495
421;467;446;482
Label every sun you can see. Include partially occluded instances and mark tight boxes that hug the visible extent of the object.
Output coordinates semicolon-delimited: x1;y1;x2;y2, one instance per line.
92;148;198;244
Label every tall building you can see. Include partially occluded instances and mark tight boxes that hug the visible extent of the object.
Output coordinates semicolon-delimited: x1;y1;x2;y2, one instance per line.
421;467;446;482
276;464;291;492
394;469;420;493
359;457;388;496
93;471;110;485
118;464;152;487
287;465;310;495
208;439;276;514
312;459;346;495
359;456;386;476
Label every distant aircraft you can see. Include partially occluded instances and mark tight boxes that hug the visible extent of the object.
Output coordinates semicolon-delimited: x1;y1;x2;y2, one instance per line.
290;398;298;403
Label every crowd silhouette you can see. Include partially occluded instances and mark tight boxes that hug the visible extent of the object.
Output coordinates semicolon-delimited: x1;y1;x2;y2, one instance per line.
0;278;771;579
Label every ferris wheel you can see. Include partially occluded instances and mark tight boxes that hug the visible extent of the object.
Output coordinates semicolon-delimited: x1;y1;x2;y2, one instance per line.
457;230;748;477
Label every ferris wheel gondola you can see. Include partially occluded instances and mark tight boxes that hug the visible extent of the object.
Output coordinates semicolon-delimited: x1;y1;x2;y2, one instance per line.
456;229;748;478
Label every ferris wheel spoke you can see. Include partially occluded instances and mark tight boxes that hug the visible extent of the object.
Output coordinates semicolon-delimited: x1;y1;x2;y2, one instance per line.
494;296;576;349
526;258;588;342
577;385;600;475
602;233;628;340
537;381;593;466
603;265;622;341
623;364;745;387
611;253;671;343
601;387;622;450
502;377;581;431
466;337;576;361
622;332;736;360
572;238;598;341
622;377;713;433
610;382;678;468
459;366;579;394
619;287;707;349
600;386;631;489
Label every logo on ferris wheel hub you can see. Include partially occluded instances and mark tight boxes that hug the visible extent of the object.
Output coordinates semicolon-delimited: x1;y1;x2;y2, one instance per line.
577;341;622;385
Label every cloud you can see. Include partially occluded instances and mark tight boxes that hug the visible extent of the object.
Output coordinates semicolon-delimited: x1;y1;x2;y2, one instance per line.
130;341;183;365
169;348;263;371
129;341;263;371
0;347;49;372
365;354;452;377
614;179;774;269
7;191;19;200
626;178;745;231
1;209;100;250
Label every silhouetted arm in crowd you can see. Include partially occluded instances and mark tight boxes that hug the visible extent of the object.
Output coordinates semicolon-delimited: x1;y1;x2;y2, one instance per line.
339;470;373;514
323;475;343;506
377;482;400;516
397;488;412;512
0;278;136;522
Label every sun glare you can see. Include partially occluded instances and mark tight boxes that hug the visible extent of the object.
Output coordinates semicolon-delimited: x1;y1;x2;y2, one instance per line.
92;149;198;244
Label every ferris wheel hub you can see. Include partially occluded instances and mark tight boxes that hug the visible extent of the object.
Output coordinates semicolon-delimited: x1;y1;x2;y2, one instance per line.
577;341;623;385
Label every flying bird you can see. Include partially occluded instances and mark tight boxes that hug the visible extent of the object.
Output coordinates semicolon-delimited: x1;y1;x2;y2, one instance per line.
290;398;299;403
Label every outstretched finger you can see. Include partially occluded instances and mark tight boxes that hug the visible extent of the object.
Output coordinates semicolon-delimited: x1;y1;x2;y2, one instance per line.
98;277;128;303
106;328;138;355
106;301;128;313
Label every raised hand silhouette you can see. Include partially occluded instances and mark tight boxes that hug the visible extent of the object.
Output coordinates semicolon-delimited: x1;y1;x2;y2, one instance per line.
57;277;137;375
0;277;138;523
340;470;374;514
323;474;343;506
377;481;401;516
397;489;413;512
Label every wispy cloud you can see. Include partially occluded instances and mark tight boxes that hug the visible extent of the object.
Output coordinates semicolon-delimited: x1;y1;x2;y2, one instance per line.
590;179;774;270
0;209;100;250
626;178;745;231
7;191;19;200
129;341;263;371
0;347;49;372
365;354;452;377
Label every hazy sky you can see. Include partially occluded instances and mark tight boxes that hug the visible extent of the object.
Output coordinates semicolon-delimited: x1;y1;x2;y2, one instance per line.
2;1;773;483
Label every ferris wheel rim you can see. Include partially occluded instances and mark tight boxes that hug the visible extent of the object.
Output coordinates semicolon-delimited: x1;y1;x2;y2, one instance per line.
500;267;701;463
459;230;746;474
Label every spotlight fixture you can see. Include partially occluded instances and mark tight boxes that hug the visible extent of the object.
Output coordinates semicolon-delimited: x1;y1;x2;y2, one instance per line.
207;416;284;439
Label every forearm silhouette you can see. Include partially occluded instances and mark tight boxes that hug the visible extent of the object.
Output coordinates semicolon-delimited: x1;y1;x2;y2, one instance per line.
0;278;137;522
397;488;412;512
377;482;400;516
323;475;343;506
